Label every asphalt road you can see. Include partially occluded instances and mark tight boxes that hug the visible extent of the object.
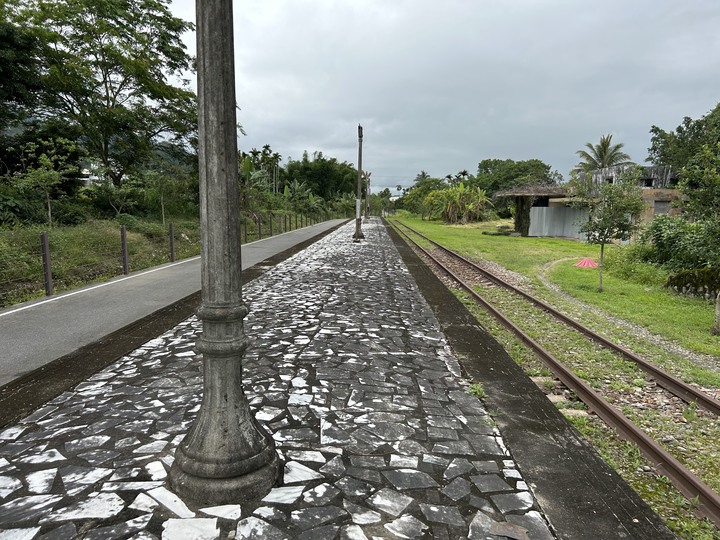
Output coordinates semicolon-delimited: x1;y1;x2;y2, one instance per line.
0;219;348;387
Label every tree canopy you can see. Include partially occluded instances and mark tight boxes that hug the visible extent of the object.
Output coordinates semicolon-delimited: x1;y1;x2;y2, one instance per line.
575;134;633;172
283;151;356;201
401;174;446;216
648;103;720;170
0;19;43;129
10;0;197;186
475;158;555;195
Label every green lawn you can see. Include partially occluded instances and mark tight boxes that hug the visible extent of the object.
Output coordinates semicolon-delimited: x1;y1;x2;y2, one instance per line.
394;215;598;275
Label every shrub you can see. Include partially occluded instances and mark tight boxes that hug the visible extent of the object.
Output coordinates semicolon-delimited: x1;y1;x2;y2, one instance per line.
641;215;716;271
116;213;165;240
52;199;93;225
603;244;669;287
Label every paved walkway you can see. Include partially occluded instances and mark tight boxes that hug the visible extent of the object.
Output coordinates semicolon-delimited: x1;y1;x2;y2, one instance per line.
0;219;554;539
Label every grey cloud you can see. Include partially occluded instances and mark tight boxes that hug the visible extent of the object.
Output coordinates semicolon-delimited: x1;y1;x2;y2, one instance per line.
173;0;720;192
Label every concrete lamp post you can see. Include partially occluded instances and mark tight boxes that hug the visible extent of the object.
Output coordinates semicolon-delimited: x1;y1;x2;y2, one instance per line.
169;0;280;504
353;124;365;242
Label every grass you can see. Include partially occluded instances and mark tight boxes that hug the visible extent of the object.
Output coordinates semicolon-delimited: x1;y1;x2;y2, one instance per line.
549;260;719;356
0;218;201;308
394;214;596;275
569;415;720;540
467;382;486;399
455;281;720;539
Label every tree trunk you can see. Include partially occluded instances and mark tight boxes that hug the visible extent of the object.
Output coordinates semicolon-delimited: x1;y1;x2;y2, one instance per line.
515;196;532;237
713;291;720;336
598;243;604;293
160;191;166;227
46;192;52;227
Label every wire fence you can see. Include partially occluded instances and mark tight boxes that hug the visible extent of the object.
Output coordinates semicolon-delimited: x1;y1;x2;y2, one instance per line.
0;211;343;309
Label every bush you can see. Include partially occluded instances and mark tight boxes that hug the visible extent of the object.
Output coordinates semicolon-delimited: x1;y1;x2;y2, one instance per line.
0;185;44;225
603;244;669;287
641;215;717;271
52;199;93;225
116;213;165;240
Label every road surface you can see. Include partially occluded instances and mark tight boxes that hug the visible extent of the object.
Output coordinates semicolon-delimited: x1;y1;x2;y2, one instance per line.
0;219;348;387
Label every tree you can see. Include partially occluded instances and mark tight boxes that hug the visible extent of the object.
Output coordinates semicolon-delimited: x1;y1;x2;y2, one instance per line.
575;134;633;172
476;159;554;195
475;158;557;217
283;151;355;200
10;138;80;226
402;174;446;216
421;190;448;220
648;103;720;170
12;0;197;187
680;142;720;334
681;143;720;222
374;187;393;216
569;167;645;292
284;178;312;212
0;19;43;129
143;144;197;225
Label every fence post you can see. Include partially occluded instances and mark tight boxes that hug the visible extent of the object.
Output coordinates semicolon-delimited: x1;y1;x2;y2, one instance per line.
243;217;248;244
269;214;273;236
257;216;262;240
121;225;129;275
169;223;176;262
278;214;282;234
40;232;53;296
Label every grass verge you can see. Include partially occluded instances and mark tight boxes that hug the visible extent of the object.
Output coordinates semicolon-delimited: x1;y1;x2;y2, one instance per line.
0;218;201;308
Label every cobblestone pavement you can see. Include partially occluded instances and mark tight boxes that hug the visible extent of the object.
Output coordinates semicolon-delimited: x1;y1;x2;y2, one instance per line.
0;220;555;539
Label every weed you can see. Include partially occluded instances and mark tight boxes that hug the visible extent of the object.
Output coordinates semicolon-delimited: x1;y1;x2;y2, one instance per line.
683;402;698;423
467;383;486;399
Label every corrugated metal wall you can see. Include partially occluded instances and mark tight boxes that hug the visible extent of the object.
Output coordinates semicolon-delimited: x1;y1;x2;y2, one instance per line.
528;207;589;239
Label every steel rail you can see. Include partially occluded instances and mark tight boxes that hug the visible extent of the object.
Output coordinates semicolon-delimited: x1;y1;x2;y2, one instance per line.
390;220;720;527
394;220;720;416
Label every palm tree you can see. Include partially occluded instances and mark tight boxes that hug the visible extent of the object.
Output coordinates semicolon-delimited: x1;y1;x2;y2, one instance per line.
575;134;633;172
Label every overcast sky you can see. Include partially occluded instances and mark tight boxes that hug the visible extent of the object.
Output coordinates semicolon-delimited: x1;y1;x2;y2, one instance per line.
169;0;720;194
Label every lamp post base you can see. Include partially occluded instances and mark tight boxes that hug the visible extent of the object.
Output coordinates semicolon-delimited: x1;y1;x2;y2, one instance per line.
353;217;364;242
170;448;281;505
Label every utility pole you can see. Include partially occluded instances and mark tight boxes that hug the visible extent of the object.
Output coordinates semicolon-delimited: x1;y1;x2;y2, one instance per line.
169;0;280;504
353;124;364;241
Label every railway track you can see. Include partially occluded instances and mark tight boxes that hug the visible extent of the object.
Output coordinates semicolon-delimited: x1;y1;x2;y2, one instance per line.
390;219;720;528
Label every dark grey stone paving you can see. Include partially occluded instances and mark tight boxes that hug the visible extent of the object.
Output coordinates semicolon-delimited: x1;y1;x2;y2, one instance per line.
0;219;555;539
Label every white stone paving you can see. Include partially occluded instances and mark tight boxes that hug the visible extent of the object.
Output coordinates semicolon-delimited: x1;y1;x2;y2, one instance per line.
0;220;555;539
